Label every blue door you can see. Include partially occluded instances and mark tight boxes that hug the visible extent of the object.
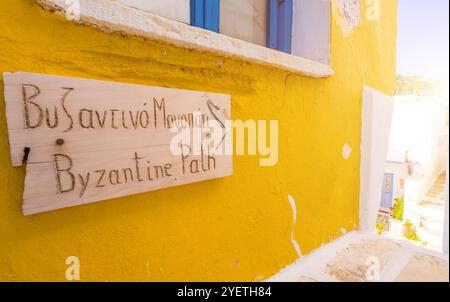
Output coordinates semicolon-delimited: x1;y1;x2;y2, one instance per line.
381;173;394;208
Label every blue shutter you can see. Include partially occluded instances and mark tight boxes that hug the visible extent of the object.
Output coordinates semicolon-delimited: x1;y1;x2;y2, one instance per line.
190;0;220;33
268;0;293;54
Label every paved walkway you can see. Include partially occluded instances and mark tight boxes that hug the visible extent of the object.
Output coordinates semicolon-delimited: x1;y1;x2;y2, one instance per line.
267;231;449;282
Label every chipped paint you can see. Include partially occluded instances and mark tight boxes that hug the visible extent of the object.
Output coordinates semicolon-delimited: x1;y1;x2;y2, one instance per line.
332;0;361;37
291;234;302;258
288;195;298;223
342;144;353;160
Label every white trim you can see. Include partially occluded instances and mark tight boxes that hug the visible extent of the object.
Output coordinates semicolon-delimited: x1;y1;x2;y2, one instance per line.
37;0;333;78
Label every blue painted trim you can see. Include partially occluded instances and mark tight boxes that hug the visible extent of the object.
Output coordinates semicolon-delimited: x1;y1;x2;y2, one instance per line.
190;0;220;33
268;0;293;54
278;0;293;53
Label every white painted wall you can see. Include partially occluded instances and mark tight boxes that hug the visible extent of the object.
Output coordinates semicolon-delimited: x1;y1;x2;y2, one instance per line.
292;0;330;65
220;0;268;46
221;0;331;62
360;87;394;231
117;0;333;69
388;96;447;169
119;0;190;24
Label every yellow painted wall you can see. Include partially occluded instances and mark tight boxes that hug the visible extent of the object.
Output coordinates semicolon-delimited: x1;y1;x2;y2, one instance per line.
0;0;397;281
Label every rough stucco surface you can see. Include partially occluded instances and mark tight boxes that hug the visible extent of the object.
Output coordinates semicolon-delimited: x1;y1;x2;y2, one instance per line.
0;0;397;281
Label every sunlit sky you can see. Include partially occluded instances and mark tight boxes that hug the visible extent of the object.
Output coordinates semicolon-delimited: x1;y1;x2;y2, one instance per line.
397;0;449;77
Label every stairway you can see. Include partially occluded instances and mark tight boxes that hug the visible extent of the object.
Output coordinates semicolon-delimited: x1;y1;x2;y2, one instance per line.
410;172;447;251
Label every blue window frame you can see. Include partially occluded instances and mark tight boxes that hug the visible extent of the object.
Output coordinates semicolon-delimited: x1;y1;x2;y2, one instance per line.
268;0;293;54
190;0;220;33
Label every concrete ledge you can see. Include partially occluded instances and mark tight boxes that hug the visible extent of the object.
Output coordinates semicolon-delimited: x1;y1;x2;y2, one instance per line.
37;0;334;78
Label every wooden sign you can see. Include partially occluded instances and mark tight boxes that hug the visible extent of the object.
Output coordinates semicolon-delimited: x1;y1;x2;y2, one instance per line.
3;72;232;215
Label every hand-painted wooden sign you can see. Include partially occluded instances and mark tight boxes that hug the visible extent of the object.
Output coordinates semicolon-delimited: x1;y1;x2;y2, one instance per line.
3;72;232;215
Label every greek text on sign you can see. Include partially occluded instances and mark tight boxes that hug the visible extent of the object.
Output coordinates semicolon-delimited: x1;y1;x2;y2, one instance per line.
3;72;232;215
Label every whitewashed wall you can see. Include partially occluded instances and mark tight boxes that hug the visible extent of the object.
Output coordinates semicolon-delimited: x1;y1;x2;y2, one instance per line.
389;96;448;208
360;87;394;231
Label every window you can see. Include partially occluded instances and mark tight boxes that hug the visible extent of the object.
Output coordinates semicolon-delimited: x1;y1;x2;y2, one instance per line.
189;0;330;62
120;0;328;59
191;0;291;52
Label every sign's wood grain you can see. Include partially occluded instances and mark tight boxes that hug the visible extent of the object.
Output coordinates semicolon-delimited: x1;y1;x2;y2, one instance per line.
3;72;232;215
